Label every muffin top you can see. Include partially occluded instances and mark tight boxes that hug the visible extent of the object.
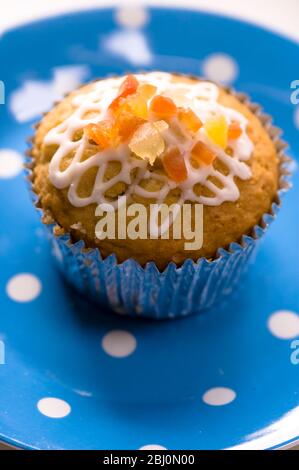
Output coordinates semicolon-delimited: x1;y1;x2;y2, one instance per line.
32;72;279;268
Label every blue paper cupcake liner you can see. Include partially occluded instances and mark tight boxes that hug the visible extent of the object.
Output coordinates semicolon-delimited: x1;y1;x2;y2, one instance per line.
27;86;292;319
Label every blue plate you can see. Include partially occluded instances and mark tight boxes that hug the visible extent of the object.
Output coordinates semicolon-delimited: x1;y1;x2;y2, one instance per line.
0;6;298;450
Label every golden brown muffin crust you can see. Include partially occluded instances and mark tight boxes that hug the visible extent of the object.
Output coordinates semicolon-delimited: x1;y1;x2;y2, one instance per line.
31;74;279;269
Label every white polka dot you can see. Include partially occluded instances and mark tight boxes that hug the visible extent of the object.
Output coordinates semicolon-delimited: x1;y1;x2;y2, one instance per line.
139;445;167;450
115;6;149;29
102;29;152;66
6;273;42;302
0;149;23;178
102;330;137;358
268;310;299;340
294;107;299;130
202;387;236;406
202;53;238;84
37;397;71;418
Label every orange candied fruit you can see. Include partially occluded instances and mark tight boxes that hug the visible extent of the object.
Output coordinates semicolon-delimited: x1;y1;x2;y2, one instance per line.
126;83;157;119
111;83;157;121
119;74;139;97
116;113;146;142
149;95;177;119
162;147;188;183
228;121;242;140
127;83;157;119
109;75;139;113
191;141;216;166
178;108;203;133
85;120;118;149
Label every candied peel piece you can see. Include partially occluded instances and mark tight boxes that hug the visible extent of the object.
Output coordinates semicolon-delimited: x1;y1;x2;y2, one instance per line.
162;147;188;183
191;141;217;166
128;121;168;165
116;111;146;142
124;94;148;120
86;80;158;148
119;74;139;97
113;83;157;120
85;121;118;149
228;121;242;140
138;83;157;100
178;107;203;133
127;83;157;119
204;114;228;149
109;75;139;113
150;95;177;119
108;95;124;114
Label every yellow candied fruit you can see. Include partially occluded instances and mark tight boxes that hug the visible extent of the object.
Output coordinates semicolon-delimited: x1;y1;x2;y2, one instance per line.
138;83;157;100
204;114;228;149
125;95;148;120
128;121;168;165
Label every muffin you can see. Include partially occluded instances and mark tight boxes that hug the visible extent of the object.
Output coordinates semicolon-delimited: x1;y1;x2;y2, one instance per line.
28;72;289;318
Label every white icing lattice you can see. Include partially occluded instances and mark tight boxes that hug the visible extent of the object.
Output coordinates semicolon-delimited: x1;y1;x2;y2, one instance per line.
45;72;253;235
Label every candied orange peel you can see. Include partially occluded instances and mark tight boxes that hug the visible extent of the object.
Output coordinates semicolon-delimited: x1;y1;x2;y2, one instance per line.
191;141;217;166
149;95;178;119
84;75;225;185
178;107;202;133
108;75;139;113
228;121;242;140
85;120;119;149
162;147;188;183
116;113;146;142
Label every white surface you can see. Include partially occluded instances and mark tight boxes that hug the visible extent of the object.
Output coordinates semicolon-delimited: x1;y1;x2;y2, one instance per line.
37;397;71;419
267;311;299;340
202;387;237;406
202;53;239;84
139;444;167;450
9;65;89;122
101;330;137;357
0;150;23;178
6;273;42;303
0;0;298;42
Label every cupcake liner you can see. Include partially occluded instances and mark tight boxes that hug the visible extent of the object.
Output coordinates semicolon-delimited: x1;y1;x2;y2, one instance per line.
26;78;293;319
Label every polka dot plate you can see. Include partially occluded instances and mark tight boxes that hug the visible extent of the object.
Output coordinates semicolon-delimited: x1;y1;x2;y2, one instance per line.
0;6;299;450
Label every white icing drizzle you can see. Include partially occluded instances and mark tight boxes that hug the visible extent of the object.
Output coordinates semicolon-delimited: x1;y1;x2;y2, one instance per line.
45;72;254;236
